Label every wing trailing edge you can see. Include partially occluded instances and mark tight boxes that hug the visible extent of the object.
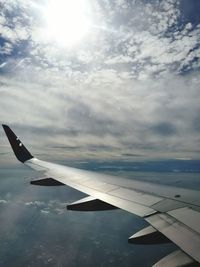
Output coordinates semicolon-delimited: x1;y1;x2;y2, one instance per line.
152;250;195;267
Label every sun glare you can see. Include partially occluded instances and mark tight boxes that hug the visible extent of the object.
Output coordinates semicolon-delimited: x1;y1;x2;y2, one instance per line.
43;0;90;47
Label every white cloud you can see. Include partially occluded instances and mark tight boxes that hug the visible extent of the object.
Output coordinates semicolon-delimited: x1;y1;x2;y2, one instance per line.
24;199;66;215
0;62;199;161
0;0;200;161
40;209;49;214
0;62;8;68
0;199;8;204
25;201;45;207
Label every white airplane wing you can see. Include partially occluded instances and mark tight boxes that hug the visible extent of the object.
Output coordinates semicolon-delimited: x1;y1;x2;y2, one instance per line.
3;125;200;267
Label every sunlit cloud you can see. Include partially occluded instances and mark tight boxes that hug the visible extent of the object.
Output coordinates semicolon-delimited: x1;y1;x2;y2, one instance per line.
0;0;200;163
39;0;91;48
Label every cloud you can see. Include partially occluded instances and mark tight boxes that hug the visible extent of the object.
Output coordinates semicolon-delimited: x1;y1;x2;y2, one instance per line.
0;43;13;56
151;122;177;136
0;192;66;215
40;209;49;214
0;199;8;204
0;62;8;68
1;0;199;77
0;0;200;162
0;63;199;161
24;199;66;215
25;201;45;208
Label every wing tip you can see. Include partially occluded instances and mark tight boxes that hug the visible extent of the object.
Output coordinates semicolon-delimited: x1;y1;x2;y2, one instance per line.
2;124;9;129
2;124;34;163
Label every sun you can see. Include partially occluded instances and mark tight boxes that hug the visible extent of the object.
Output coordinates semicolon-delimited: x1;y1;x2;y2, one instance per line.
43;0;90;47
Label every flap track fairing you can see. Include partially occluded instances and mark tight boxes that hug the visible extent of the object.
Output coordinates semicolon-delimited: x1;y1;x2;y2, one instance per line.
128;225;171;244
67;196;118;211
30;177;64;186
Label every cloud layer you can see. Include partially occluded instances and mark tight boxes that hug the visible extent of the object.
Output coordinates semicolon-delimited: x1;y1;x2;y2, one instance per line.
0;0;200;162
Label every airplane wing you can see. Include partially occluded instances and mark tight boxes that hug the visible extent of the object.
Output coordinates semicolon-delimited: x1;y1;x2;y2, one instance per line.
2;125;200;267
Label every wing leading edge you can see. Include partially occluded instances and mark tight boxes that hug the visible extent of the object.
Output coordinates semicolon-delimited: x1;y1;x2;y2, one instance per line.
3;125;200;266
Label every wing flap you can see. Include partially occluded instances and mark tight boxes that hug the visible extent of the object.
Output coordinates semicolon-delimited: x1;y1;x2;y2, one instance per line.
168;207;200;235
108;187;162;206
146;212;200;263
152;250;194;267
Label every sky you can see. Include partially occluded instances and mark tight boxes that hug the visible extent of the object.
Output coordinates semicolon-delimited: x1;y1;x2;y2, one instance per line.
0;0;200;164
0;2;200;265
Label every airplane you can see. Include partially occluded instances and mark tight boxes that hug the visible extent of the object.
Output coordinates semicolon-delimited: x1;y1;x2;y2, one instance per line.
2;124;200;267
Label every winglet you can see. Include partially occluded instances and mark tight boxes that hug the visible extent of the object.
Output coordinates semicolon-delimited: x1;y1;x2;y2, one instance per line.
2;124;33;163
